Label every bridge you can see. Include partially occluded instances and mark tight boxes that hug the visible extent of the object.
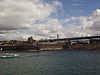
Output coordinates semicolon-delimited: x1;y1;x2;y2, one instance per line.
38;36;100;50
40;36;100;42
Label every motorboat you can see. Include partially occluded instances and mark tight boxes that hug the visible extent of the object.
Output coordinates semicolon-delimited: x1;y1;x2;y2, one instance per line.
0;48;2;51
1;53;20;59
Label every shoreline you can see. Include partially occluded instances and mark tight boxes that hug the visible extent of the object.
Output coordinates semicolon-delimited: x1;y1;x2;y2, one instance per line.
0;49;100;53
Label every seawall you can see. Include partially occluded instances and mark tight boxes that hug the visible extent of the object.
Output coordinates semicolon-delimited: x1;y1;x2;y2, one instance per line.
38;43;100;51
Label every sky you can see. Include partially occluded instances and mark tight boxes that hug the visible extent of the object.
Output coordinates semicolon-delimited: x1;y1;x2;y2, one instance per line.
0;0;100;40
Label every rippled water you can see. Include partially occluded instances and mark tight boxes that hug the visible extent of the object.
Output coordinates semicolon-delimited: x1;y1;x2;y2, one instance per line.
0;50;100;75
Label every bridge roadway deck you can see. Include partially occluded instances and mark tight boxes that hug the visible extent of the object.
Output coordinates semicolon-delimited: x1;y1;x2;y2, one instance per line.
39;36;100;42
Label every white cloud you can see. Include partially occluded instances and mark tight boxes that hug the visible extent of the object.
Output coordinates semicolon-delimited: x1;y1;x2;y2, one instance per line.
0;0;100;40
2;17;66;40
72;4;83;6
71;0;85;6
23;18;65;40
52;0;63;8
0;0;55;30
62;9;100;37
0;0;65;40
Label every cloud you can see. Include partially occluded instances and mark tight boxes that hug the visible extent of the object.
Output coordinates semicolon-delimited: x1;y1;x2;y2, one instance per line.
88;9;100;30
0;0;65;40
72;3;83;6
71;0;85;6
2;9;100;40
29;9;100;38
11;18;65;40
0;0;55;30
78;9;100;32
70;10;84;14
72;0;85;2
52;0;63;8
0;0;100;40
33;18;65;39
62;9;100;37
1;17;67;40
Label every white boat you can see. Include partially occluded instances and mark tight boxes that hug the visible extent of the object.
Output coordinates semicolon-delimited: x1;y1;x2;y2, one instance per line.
0;48;2;51
1;53;20;59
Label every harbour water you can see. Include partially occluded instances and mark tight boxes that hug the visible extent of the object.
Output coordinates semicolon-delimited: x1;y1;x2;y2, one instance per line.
0;50;100;75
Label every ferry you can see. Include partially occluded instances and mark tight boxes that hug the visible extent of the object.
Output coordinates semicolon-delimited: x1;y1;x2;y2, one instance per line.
1;53;20;59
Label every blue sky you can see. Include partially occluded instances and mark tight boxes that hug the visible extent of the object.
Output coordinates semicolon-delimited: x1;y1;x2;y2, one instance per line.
0;0;100;40
51;0;100;17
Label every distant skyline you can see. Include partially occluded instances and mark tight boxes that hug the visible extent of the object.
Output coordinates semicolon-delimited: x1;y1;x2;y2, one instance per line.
0;0;100;40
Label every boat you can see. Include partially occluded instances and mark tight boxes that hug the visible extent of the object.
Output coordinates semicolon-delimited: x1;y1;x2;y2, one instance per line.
1;53;20;59
0;48;2;51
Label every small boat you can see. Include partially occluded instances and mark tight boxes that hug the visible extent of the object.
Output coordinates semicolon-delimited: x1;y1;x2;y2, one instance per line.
1;54;20;59
0;48;2;51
